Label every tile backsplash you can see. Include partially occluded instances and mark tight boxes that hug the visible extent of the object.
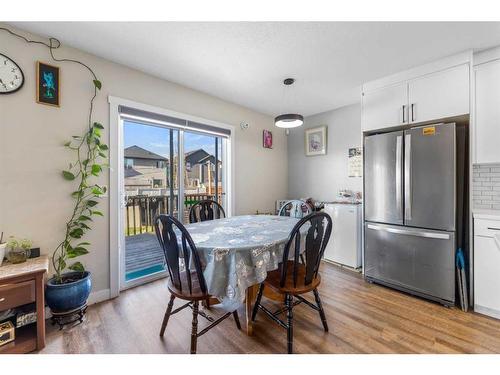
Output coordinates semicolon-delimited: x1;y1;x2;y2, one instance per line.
473;164;500;210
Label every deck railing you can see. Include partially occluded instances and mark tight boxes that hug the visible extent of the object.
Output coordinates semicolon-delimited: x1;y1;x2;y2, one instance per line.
125;193;221;236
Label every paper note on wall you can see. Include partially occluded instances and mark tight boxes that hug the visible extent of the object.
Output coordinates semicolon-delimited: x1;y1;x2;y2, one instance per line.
348;147;363;177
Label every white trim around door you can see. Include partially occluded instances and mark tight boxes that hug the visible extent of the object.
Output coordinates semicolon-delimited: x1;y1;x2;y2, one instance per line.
108;95;236;298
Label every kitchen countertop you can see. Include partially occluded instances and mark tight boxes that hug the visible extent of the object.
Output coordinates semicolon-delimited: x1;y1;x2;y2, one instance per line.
324;201;362;205
473;209;500;220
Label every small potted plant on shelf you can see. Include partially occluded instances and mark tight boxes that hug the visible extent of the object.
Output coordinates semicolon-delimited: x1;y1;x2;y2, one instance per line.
6;237;33;264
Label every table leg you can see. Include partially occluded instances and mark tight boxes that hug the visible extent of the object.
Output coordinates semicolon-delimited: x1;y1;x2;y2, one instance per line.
245;284;258;336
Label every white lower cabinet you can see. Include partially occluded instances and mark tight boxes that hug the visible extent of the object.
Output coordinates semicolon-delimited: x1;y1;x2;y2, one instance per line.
474;216;500;319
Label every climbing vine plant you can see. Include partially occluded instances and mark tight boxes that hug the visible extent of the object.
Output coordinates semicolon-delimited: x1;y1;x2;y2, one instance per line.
0;27;107;283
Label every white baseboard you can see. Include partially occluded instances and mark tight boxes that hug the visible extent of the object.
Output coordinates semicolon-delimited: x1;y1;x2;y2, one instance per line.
87;288;112;305
474;304;500;320
45;288;112;319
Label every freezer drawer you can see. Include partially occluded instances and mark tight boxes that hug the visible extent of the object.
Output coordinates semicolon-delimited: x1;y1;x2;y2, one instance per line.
364;131;404;225
364;223;455;304
404;123;456;231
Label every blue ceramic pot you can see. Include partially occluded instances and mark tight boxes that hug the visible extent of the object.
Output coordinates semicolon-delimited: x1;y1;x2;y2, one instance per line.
46;271;92;312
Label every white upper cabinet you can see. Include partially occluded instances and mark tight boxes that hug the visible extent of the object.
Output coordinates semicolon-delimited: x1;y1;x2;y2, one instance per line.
361;52;471;132
474;59;500;164
362;82;408;132
408;64;470;124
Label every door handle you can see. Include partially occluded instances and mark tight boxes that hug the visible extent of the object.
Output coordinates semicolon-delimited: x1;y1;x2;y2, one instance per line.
402;105;407;123
404;134;412;221
367;224;451;240
411;103;415;122
395;135;402;215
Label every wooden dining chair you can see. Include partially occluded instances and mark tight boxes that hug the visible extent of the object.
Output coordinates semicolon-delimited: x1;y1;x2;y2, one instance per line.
251;212;332;354
189;199;225;223
278;199;312;219
154;214;240;354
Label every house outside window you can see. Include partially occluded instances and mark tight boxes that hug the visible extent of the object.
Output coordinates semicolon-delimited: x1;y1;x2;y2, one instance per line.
153;179;163;188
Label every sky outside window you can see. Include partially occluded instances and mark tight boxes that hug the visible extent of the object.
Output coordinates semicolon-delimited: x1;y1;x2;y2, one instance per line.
124;121;217;157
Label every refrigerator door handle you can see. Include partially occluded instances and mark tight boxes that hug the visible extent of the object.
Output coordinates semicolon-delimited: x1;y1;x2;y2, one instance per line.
366;224;451;240
396;135;402;215
404;134;412;221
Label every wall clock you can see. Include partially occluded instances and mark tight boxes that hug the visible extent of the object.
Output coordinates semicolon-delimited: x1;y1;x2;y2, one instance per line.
0;53;25;94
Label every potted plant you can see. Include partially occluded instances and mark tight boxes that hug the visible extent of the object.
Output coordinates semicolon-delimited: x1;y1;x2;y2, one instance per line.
6;237;33;264
44;81;107;313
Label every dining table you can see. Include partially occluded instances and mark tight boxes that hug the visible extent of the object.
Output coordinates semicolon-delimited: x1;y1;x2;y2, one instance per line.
182;214;307;335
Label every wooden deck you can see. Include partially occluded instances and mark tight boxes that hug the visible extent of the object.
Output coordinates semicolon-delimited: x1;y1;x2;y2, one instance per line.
125;233;164;273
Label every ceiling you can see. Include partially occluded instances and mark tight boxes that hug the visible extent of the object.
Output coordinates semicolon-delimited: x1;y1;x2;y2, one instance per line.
12;22;500;117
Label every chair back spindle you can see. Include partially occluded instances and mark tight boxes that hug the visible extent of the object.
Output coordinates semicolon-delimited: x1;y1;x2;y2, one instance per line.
278;200;312;218
154;215;207;295
189;200;225;223
281;212;332;288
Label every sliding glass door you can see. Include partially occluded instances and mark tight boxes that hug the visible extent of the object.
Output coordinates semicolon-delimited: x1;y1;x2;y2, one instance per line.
120;117;228;289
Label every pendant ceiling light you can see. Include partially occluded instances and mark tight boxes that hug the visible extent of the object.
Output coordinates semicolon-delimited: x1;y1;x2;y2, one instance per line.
275;78;303;128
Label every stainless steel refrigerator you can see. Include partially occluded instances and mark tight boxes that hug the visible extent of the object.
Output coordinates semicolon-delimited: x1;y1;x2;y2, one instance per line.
364;122;466;306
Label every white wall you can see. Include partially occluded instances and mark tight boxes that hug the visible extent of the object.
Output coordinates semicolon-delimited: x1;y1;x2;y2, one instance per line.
0;24;287;295
287;104;362;201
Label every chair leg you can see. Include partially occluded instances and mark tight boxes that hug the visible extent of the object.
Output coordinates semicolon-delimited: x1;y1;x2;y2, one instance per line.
286;294;294;354
160;295;175;337
190;301;199;354
251;283;265;322
233;310;241;330
313;288;328;332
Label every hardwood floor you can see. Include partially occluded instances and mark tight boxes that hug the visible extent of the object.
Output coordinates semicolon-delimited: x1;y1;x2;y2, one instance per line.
41;262;500;354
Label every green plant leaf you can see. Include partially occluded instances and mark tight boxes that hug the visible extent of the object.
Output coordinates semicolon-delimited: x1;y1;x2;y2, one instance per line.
69;228;84;239
86;200;99;207
58;258;67;271
67;247;89;258
93;80;102;90
99;144;109;151
91;164;102;176
78;215;92;222
64;141;71;147
77;242;91;246
62;171;76;180
71;191;84;198
93;122;104;129
79;223;91;230
92;210;104;217
72;135;82;139
68;262;85;272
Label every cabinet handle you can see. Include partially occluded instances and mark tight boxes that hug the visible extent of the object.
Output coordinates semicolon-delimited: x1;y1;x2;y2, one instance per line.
487;227;500;231
0;297;5;302
402;105;406;123
411;103;415;122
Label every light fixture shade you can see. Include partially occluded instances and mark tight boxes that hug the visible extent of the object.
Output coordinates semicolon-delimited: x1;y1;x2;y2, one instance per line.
274;113;304;128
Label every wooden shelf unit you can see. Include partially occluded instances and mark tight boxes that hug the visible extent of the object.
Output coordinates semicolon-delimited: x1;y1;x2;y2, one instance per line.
0;256;48;354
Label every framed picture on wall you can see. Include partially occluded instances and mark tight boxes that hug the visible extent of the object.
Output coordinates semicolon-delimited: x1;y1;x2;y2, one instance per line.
36;61;60;107
263;129;273;149
305;125;327;156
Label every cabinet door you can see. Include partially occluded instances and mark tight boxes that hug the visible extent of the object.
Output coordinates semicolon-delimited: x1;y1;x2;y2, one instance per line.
362;82;408;132
408;64;469;124
474;234;500;314
475;60;500;164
